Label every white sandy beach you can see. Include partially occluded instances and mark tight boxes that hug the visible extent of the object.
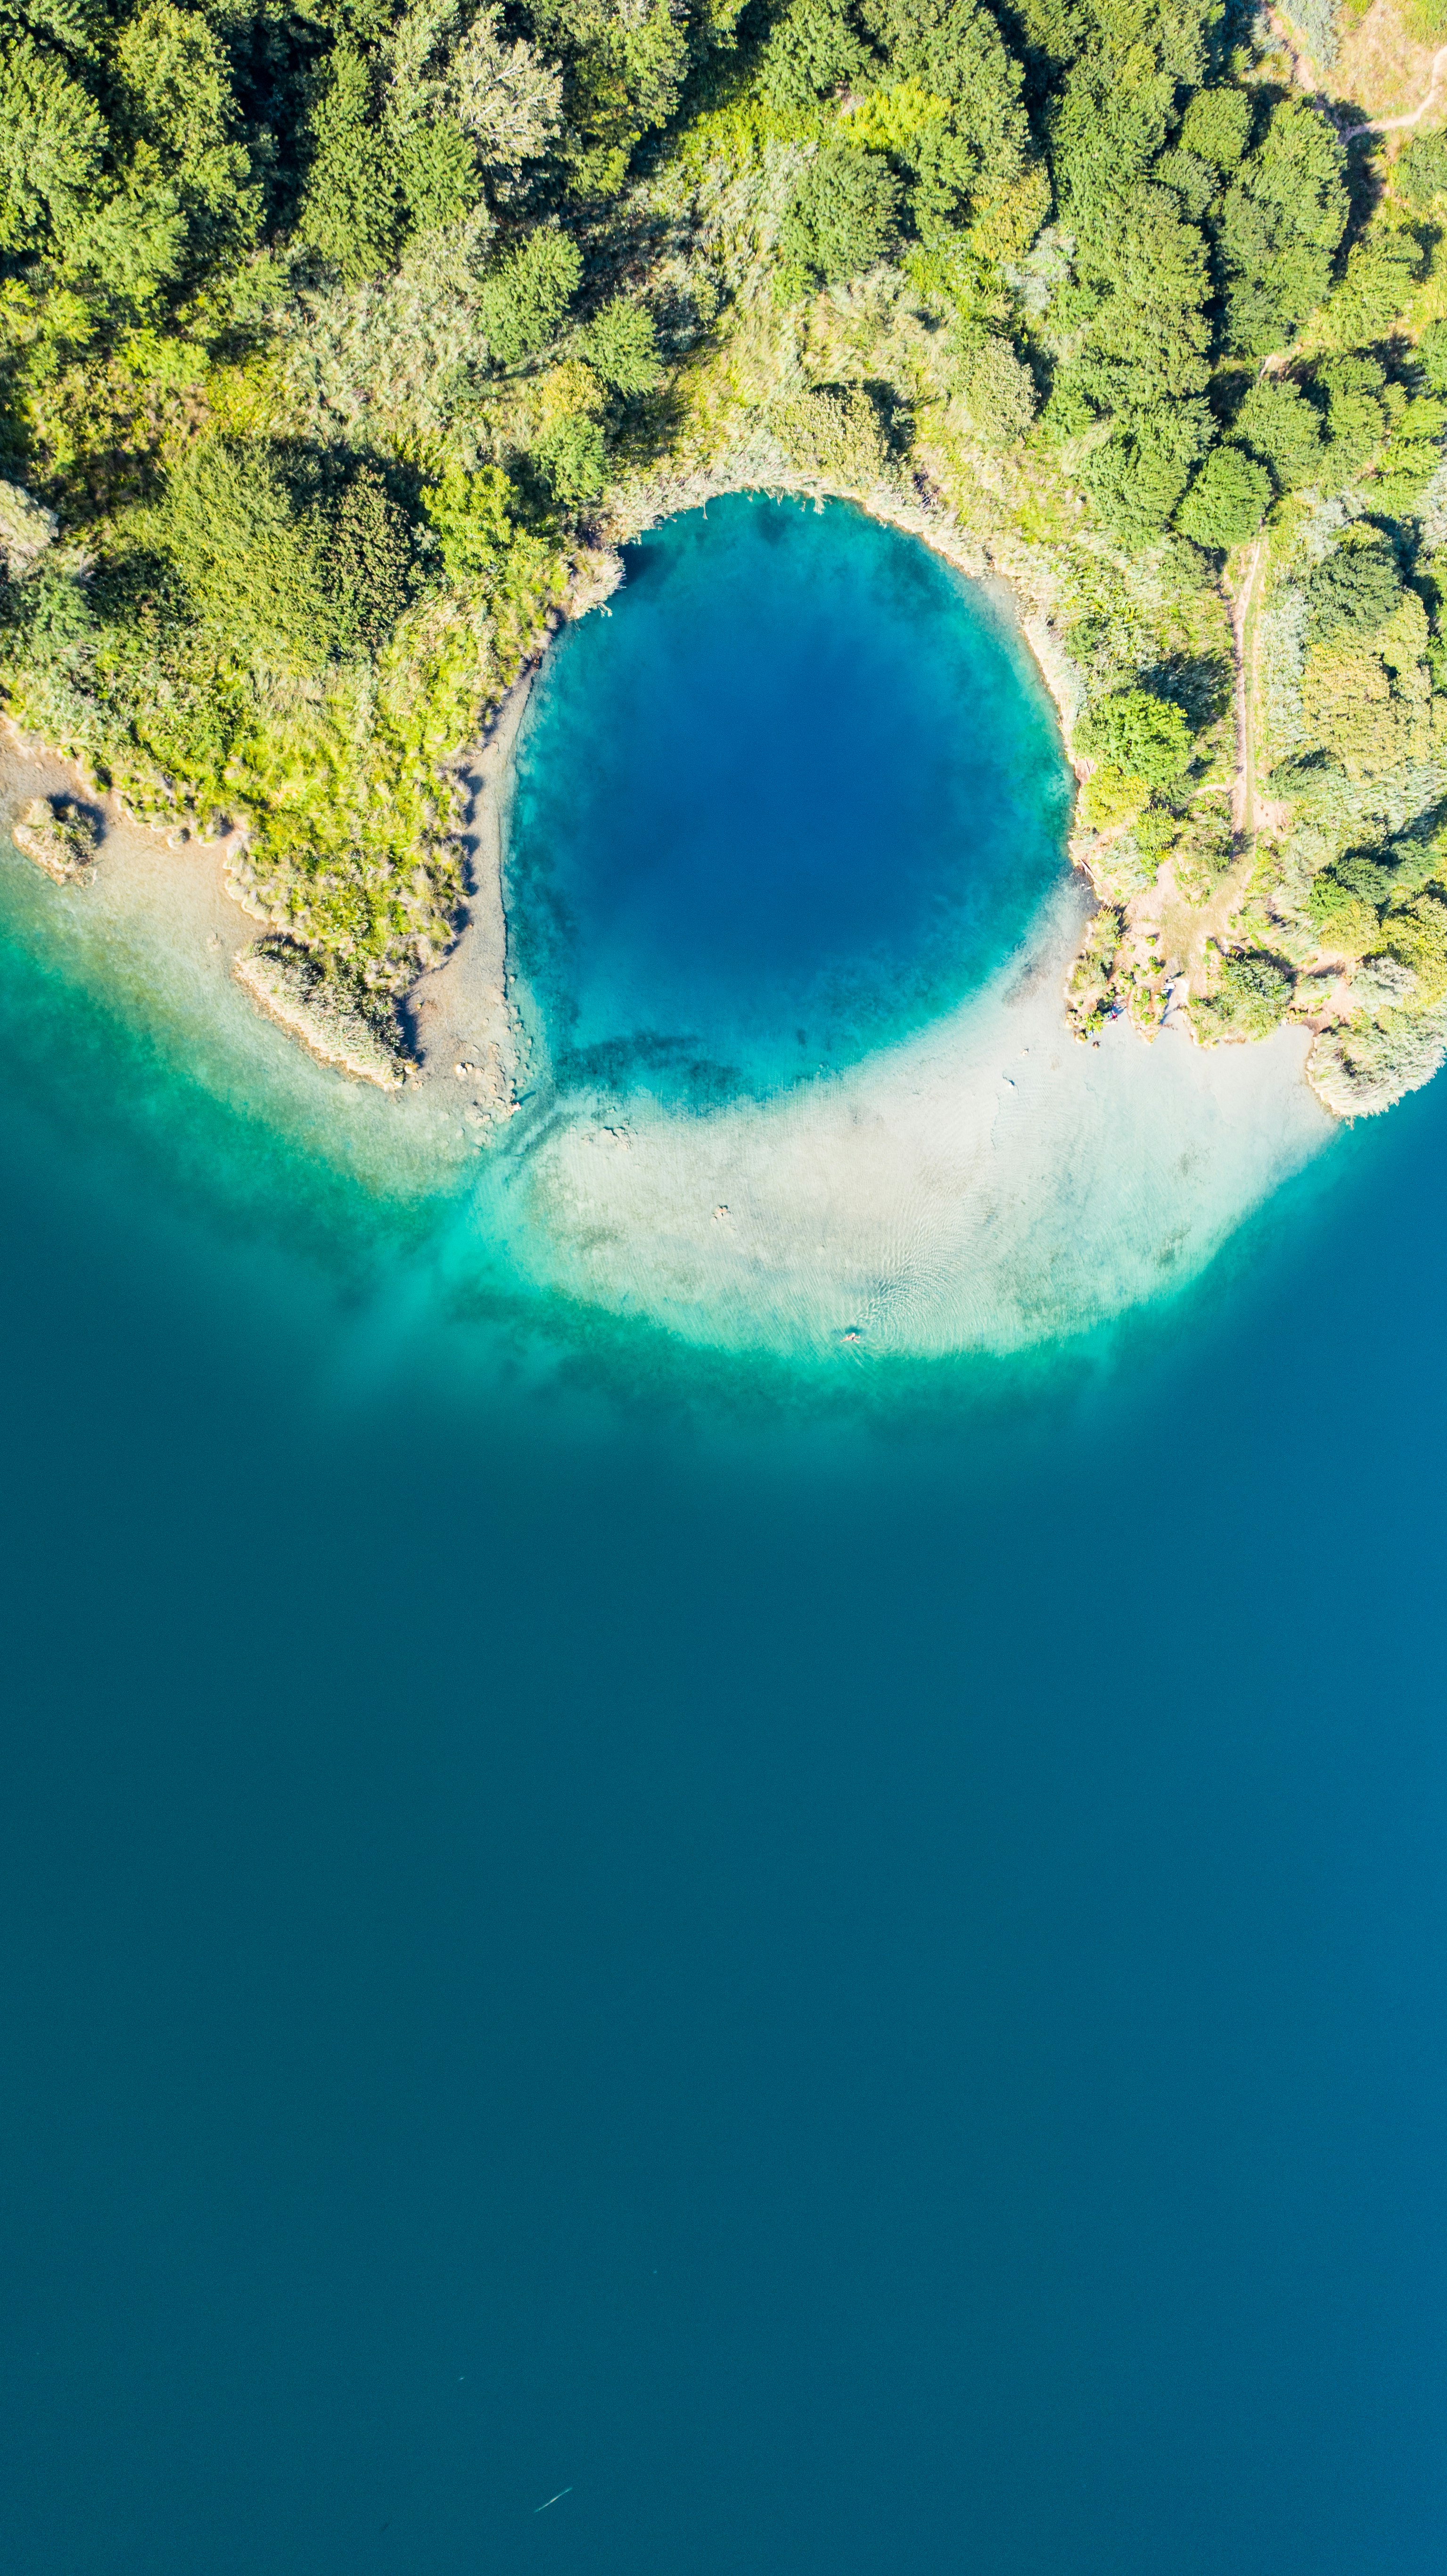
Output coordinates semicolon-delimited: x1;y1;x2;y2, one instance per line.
480;877;1334;1357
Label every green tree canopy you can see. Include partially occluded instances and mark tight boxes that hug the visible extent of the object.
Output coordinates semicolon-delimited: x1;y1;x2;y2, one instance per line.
1307;534;1403;641
1177;84;1250;169
1396;127;1447;207
478;226;583;364
397;115;482;233
757;0;871;111
1231;377;1327;490
297;42;402;284
1077;685;1193;786
1220;99;1348;356
778;144;902;289
1176;443;1271;546
532;410;606;503
582;297;661;394
1323;228;1423;349
531;0;691;196
1080;402;1211;545
1418;318;1447;392
1066;182;1211;414
1313;354;1389;487
0;34;104;254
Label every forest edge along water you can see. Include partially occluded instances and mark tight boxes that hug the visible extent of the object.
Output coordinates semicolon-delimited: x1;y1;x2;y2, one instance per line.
1;496;1337;1365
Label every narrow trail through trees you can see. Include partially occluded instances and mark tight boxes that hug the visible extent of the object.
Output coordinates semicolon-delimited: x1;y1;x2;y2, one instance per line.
1229;536;1266;844
1339;41;1447;139
1266;8;1447;142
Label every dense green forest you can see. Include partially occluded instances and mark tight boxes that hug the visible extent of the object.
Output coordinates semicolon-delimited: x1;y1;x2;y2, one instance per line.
4;0;1447;1107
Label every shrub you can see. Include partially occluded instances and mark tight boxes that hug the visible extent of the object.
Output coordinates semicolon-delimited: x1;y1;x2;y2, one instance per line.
769;385;889;483
157;438;339;669
1080;763;1149;831
1174;803;1235;901
1381;890;1447;1004
329;466;416;648
958;337;1036;447
1308;877;1381;955
1135;805;1178;859
422;464;516;582
6;560;95;677
1309;1000;1447;1115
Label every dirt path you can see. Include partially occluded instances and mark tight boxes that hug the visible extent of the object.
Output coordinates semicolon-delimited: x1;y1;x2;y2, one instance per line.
1339;38;1447;136
1267;5;1447;140
1229;535;1266;843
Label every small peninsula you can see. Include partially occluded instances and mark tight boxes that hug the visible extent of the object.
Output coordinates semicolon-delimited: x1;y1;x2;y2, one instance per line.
4;0;1447;1117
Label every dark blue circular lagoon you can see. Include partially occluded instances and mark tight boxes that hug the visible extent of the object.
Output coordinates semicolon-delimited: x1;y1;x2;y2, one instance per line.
505;494;1072;1102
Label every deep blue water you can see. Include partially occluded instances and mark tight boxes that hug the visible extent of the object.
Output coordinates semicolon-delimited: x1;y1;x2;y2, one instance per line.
506;496;1069;1096
3;501;1447;2575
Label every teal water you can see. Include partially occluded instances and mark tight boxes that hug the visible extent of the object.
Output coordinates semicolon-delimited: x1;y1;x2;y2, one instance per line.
506;496;1070;1098
482;502;1327;1359
3;500;1447;2574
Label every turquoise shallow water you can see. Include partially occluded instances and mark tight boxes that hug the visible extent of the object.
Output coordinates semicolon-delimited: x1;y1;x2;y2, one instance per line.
3;502;1447;2574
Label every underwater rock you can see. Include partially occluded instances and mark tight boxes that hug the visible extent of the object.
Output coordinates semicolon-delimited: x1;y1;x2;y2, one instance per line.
13;796;100;883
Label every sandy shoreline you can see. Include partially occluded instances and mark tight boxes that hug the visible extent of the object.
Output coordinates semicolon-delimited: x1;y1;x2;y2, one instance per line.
0;668;539;1120
487;876;1333;1358
0;568;1339;1361
404;662;537;1120
0;713;259;958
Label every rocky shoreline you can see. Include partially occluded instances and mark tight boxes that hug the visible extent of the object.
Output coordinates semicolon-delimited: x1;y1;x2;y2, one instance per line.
11;793;103;884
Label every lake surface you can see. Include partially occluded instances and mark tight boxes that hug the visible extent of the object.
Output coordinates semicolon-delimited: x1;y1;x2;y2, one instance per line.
505;495;1070;1098
2;497;1446;2576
